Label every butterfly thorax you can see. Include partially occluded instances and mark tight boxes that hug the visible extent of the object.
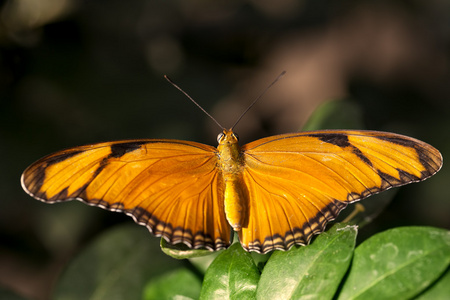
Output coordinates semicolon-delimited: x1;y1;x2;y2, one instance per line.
217;129;243;173
217;129;247;231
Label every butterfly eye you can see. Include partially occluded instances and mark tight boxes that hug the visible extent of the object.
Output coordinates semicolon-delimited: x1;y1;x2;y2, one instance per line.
233;133;239;141
217;133;224;143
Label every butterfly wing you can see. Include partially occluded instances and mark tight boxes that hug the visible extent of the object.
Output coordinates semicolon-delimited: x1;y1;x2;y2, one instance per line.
239;130;442;253
21;140;231;251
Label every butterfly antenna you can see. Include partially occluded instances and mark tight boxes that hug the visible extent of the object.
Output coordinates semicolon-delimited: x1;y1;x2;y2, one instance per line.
164;75;225;130
231;71;286;130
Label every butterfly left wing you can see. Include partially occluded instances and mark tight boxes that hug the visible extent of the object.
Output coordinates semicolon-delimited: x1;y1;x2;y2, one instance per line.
239;130;442;253
21;140;231;251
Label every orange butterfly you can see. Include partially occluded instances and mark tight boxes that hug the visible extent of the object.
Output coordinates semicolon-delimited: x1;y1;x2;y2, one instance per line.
21;77;443;254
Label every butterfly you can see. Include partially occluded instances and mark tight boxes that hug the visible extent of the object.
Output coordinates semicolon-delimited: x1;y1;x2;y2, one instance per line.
21;76;443;254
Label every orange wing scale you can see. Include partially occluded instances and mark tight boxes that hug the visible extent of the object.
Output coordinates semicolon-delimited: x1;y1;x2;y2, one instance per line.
22;140;231;251
21;130;442;254
239;130;442;253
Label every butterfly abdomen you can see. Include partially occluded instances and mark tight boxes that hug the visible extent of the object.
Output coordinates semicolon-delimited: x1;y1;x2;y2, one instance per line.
217;129;248;232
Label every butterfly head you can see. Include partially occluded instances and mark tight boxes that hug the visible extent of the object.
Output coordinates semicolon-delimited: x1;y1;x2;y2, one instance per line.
217;129;239;145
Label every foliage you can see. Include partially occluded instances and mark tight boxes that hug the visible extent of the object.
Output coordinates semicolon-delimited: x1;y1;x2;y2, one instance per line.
47;223;450;300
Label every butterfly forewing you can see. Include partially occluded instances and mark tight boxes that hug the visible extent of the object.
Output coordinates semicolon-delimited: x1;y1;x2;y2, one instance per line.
21;140;231;251
239;130;442;253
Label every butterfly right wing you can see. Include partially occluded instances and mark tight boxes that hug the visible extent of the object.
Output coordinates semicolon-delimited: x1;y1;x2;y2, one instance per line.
238;130;442;253
21;139;231;251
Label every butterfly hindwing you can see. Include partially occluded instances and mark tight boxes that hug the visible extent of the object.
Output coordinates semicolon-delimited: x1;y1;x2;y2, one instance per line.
21;140;231;251
239;130;442;253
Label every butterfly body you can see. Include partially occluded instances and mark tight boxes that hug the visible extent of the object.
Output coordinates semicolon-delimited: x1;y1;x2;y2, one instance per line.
217;129;247;231
21;129;442;254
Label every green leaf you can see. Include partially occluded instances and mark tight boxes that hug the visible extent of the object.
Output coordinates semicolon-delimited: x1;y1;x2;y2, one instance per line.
416;266;450;299
53;224;183;300
338;226;450;300
256;223;357;300
143;268;202;300
160;238;218;259
199;243;260;299
302;99;364;131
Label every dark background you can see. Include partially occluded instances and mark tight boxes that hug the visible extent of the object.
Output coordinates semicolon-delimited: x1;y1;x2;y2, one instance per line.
1;1;449;299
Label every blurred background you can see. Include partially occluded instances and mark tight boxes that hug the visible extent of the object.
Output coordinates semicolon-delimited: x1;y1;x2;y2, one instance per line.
1;0;449;299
